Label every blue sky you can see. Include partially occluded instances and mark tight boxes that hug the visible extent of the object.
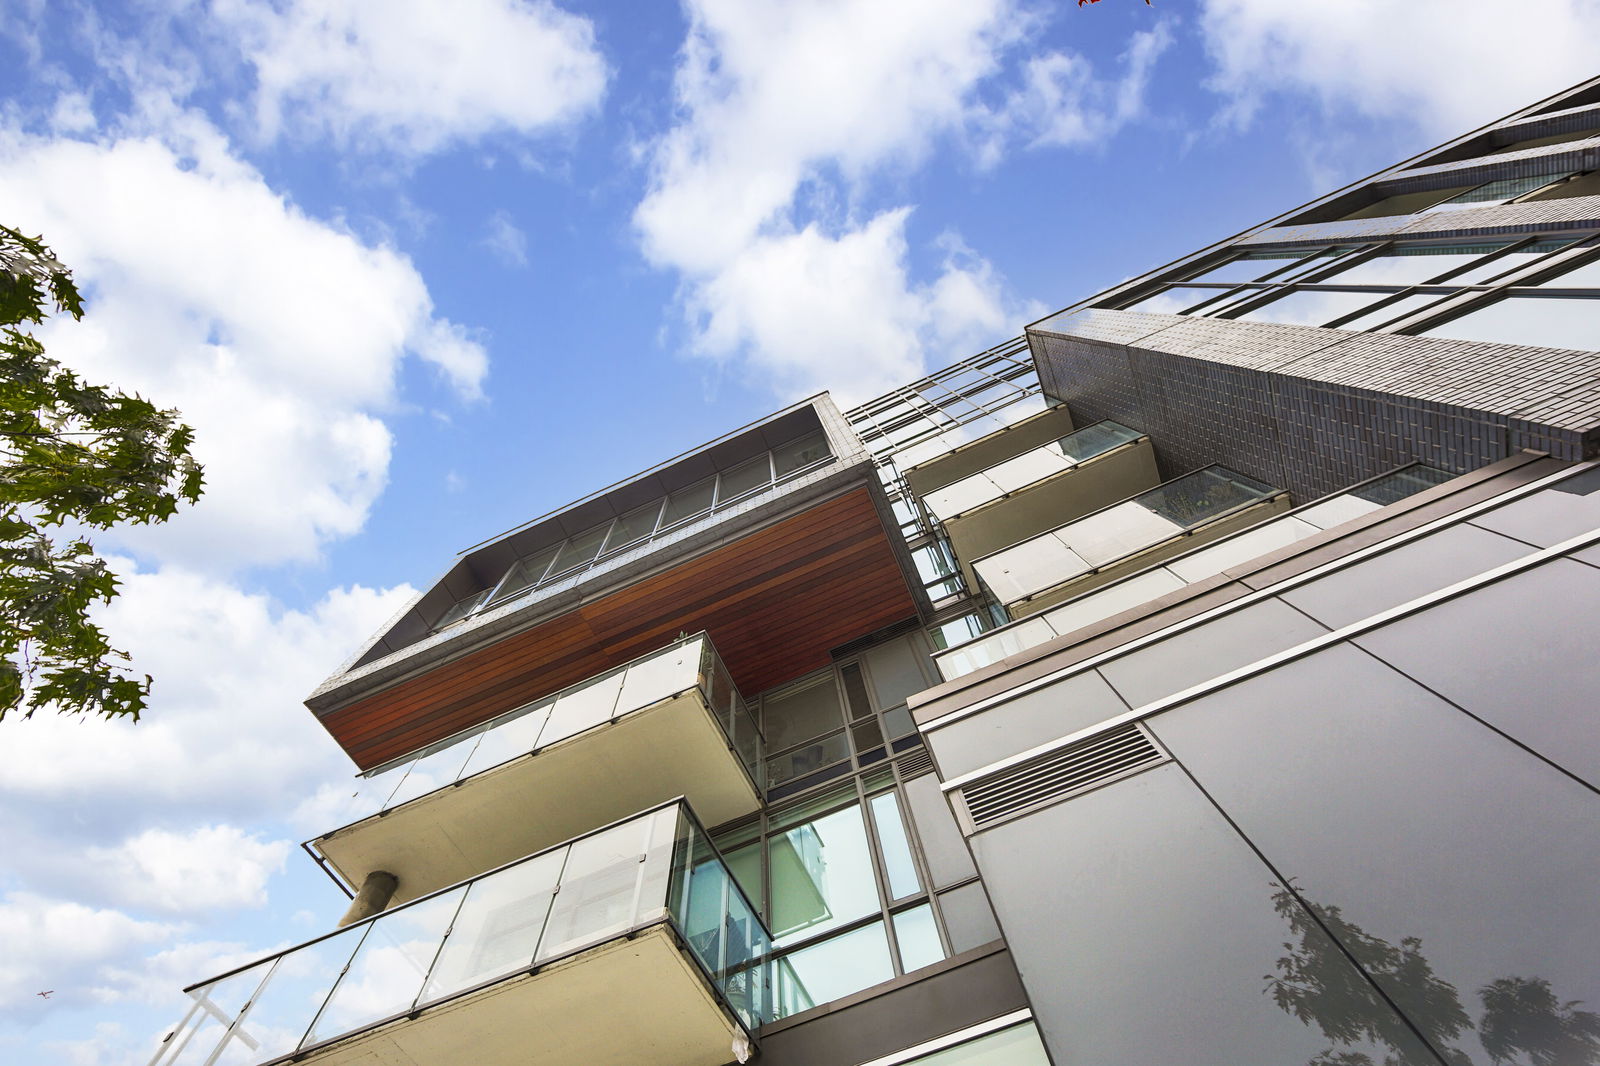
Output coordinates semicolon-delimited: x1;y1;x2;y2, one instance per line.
0;1;1595;1062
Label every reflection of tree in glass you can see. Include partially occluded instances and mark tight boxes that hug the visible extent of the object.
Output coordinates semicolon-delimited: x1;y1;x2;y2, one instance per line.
1266;882;1470;1066
1479;977;1600;1066
1265;883;1600;1066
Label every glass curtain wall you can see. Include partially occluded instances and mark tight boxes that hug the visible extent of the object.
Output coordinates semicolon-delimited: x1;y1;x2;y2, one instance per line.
844;337;1044;622
433;429;833;631
713;756;1000;1021
1111;233;1600;347
759;631;936;798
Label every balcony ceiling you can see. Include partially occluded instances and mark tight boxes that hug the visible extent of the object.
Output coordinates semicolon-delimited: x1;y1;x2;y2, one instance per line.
318;486;917;770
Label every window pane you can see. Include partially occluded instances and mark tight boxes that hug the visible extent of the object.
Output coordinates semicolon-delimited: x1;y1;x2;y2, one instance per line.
840;662;873;719
772;922;894;1017
893;903;946;973
766;730;851;788
601;500;663;553
1057;420;1141;461
1422;295;1600;351
1239;287;1395;327
763;674;845;751
489;545;559;604
547;522;611;576
662;477;716;525
769;801;880;945
882;705;917;740
898;1021;1051;1065
1317;244;1506;287
1179;249;1320;284
773;430;830;476
435;588;489;628
1425;172;1574;210
851;719;884;755
863;635;930;710
870;791;923;899
717;455;772;503
1118;288;1198;314
721;839;764;917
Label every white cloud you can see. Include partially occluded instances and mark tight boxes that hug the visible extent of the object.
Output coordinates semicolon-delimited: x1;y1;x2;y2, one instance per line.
0;894;175;1015
483;209;530;267
689;212;1024;402
0;568;411;818
0;568;411;1029
637;0;1151;404
981;22;1173;160
637;0;1021;274
212;0;608;156
1200;0;1600;138
87;826;291;913
0;122;487;570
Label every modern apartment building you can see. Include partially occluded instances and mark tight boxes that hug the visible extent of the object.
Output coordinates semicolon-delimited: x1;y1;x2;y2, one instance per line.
149;76;1600;1066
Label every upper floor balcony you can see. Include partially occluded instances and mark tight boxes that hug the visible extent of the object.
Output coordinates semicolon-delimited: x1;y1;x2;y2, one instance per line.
151;801;771;1066
303;396;920;774
972;465;1290;617
919;420;1159;587
937;463;1450;680
310;633;762;905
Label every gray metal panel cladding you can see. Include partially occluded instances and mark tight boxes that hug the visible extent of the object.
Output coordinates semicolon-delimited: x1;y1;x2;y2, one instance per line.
954;722;1167;832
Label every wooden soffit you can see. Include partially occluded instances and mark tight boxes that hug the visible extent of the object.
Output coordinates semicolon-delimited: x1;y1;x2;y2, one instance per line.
317;487;917;770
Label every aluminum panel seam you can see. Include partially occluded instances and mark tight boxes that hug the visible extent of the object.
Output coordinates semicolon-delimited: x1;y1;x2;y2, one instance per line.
918;460;1592;735
943;523;1600;796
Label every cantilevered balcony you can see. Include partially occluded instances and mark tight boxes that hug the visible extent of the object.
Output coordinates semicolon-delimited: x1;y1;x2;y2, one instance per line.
920;421;1159;587
938;463;1450;680
311;634;761;905
151;802;770;1066
972;465;1290;617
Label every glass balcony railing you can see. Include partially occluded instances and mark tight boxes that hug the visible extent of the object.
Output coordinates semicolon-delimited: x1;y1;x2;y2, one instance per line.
152;801;772;1066
937;465;1452;681
311;633;764;904
972;465;1285;614
921;421;1147;521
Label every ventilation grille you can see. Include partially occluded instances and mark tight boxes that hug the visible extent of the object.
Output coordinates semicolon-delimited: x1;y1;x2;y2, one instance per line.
958;722;1165;830
896;747;933;777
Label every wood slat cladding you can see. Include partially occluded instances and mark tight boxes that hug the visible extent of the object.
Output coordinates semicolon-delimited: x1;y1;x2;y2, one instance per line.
318;488;918;770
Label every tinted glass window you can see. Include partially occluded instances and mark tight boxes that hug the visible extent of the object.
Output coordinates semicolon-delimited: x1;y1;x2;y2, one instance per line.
773;430;830;476
661;477;716;525
717;455;772;502
763;674;846;751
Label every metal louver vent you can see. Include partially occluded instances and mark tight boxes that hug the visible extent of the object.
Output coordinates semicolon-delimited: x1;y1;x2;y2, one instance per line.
957;722;1166;830
896;747;933;777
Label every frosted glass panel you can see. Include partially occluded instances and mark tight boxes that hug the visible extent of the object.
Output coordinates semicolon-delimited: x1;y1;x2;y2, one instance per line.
457;698;553;777
420;849;565;1003
540;669;624;745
